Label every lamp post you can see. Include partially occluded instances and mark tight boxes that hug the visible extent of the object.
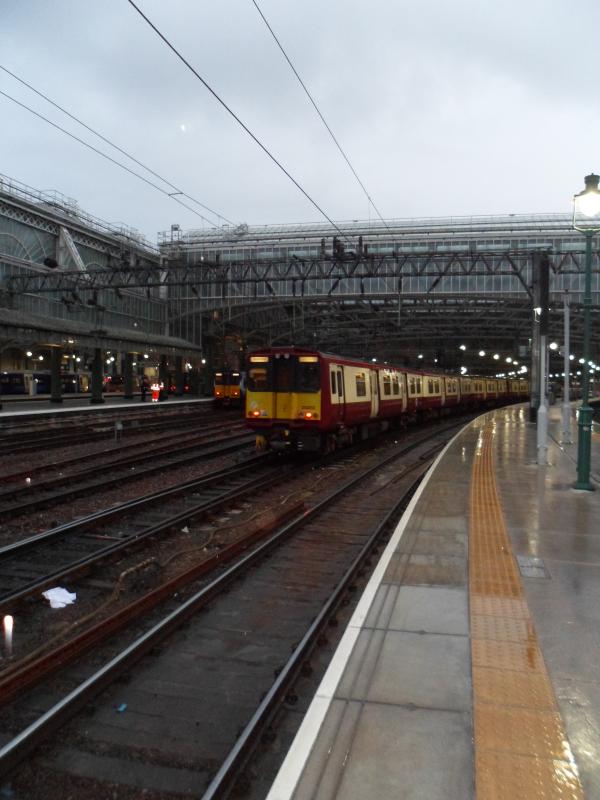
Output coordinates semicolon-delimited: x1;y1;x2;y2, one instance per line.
561;291;572;444
572;173;600;490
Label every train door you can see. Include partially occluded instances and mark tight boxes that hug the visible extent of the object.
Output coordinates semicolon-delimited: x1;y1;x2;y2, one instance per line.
370;369;379;417
273;356;294;419
329;364;344;424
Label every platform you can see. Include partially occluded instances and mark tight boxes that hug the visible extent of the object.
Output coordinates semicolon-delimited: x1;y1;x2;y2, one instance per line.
268;403;600;799
0;394;211;418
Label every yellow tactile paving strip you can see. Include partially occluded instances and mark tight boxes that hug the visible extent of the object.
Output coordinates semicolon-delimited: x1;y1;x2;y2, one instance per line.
470;424;585;799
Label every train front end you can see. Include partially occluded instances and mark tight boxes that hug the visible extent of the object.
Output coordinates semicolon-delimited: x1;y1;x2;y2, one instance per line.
245;348;323;451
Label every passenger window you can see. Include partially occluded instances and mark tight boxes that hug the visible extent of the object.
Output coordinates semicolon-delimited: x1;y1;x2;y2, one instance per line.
356;372;367;397
331;372;336;395
416;379;421;394
392;375;399;395
383;374;391;396
337;371;343;397
428;379;433;393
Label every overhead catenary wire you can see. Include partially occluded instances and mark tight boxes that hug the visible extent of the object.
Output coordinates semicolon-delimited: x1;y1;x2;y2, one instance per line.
126;0;352;244
0;88;222;228
0;65;233;227
0;64;235;225
250;0;391;232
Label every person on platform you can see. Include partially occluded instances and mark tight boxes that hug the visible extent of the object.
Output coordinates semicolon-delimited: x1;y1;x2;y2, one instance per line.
140;375;149;402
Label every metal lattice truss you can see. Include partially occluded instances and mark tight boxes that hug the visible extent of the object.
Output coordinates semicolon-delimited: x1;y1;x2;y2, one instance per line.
5;248;598;294
3;248;600;367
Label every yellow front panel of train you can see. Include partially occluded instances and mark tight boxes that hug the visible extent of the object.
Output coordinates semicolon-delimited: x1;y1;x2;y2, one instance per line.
247;390;321;421
281;391;321;420
247;390;276;419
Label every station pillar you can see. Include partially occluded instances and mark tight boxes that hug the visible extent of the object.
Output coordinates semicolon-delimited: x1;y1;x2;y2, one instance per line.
174;355;185;396
50;346;63;404
123;352;134;399
90;348;105;404
159;354;169;400
188;367;200;397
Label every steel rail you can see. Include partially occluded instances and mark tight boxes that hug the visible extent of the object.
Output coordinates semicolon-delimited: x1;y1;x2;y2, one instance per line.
201;460;436;798
0;428;450;781
0;434;255;517
0;459;287;609
0;427;250;501
0;453;270;562
0;419;245;483
0;410;240;457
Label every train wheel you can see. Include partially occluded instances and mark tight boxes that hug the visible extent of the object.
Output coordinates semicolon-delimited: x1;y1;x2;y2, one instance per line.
324;434;337;454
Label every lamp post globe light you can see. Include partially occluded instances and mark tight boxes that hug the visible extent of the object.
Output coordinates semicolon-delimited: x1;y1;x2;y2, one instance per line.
572;173;600;490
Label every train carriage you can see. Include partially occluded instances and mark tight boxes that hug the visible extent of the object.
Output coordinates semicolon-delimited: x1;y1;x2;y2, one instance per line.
443;376;461;407
245;346;529;452
214;369;245;406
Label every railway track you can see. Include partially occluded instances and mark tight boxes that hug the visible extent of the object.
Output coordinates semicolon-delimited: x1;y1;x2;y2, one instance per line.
0;454;283;611
0;429;255;518
0;418;247;484
0;405;237;455
0;422;457;799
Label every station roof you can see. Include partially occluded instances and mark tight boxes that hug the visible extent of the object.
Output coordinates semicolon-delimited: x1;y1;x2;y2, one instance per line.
0;307;201;357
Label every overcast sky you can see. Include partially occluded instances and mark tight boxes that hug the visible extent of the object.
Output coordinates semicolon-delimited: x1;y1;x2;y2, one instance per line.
2;0;599;241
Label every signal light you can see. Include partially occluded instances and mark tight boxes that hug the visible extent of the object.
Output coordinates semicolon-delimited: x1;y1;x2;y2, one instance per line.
251;410;261;417
304;411;313;419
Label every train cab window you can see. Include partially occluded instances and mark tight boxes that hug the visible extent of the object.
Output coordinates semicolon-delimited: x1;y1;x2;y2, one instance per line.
214;372;224;385
355;372;367;397
337;370;343;397
331;372;337;395
296;358;320;392
383;374;391;396
248;367;270;391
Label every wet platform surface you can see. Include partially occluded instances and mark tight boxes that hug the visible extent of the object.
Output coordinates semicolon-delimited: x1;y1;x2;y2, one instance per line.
268;403;600;799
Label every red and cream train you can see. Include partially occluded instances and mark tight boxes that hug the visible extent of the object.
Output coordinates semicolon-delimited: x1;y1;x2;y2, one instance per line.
245;346;529;452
